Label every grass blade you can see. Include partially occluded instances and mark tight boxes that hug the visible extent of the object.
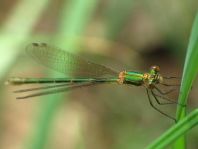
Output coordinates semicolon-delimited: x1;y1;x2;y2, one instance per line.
173;12;198;149
146;109;198;149
0;0;49;79
26;1;98;149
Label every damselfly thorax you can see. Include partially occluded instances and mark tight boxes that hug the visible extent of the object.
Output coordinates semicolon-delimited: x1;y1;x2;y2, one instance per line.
118;65;163;89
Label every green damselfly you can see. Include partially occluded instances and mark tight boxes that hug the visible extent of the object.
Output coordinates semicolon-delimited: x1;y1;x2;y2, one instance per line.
7;43;181;121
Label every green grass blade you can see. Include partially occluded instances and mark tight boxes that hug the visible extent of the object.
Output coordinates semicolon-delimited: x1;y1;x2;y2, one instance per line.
173;12;198;149
0;1;49;149
146;109;198;149
56;0;98;47
104;0;134;40
0;0;48;79
176;12;198;120
26;1;98;149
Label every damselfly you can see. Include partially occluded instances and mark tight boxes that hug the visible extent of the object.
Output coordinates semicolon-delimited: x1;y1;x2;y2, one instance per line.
7;43;181;121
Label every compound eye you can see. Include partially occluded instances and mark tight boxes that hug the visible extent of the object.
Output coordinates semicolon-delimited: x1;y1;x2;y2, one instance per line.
151;65;160;72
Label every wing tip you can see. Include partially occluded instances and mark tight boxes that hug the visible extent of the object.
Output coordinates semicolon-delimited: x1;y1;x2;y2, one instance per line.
26;42;47;49
31;42;47;47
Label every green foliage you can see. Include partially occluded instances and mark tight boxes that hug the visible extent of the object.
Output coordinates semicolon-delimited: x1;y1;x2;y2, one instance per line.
26;0;98;149
2;1;198;149
147;109;198;149
104;0;134;39
0;0;48;78
176;12;198;121
0;1;49;147
173;11;198;149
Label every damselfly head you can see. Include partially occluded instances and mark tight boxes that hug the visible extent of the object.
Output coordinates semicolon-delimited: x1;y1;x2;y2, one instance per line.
148;65;161;84
150;65;160;74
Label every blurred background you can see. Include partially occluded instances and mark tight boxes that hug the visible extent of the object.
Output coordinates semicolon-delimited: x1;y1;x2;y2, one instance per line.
1;0;198;149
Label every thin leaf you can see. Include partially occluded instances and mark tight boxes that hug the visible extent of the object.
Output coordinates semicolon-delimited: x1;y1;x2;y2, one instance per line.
26;0;99;149
146;109;198;149
173;12;198;149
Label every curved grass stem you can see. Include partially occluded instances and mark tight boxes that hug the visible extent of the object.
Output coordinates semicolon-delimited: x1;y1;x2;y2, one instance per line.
147;109;198;149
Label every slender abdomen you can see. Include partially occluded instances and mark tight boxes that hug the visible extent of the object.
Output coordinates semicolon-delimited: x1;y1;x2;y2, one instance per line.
6;77;118;85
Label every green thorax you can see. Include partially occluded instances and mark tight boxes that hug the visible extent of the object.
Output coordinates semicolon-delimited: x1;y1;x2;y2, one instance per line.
124;71;144;86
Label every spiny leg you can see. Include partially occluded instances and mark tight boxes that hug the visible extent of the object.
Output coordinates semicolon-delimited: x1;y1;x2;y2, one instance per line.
160;76;180;87
146;89;176;122
163;76;180;79
151;90;177;105
153;86;186;107
160;83;180;87
154;85;176;95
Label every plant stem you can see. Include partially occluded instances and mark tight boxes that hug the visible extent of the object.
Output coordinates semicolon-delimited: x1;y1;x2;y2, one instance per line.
146;109;198;149
173;12;198;149
26;0;98;149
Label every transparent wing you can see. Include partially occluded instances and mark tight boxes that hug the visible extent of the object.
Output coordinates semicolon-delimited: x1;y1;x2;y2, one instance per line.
26;43;118;77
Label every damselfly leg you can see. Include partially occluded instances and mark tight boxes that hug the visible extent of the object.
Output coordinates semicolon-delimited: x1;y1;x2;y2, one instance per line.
145;76;186;121
146;89;176;121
